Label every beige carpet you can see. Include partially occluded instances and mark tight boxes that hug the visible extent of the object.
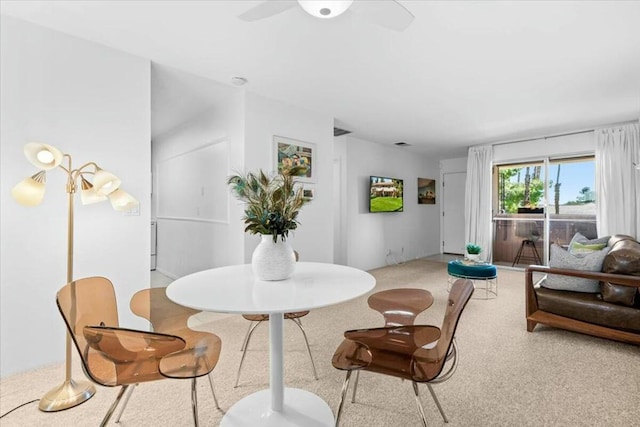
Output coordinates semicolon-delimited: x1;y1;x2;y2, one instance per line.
1;260;638;426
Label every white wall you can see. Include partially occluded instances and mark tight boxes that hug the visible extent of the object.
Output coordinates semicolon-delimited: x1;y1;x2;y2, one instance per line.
440;157;468;174
342;136;441;271
152;97;245;278
243;92;335;263
0;16;151;377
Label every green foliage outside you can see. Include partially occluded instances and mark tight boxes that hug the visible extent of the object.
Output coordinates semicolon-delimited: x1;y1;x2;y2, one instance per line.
499;168;545;213
499;167;595;214
370;197;403;212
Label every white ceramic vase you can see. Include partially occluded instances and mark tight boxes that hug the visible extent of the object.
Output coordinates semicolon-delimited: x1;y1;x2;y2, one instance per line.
251;234;296;281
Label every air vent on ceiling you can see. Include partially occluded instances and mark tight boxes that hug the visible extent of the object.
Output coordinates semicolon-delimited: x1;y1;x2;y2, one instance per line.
334;127;352;137
394;142;411;147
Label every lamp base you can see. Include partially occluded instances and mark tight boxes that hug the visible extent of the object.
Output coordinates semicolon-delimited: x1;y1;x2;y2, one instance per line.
38;379;96;412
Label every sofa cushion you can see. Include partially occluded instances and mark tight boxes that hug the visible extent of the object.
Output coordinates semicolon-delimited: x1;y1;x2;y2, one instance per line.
600;282;637;307
535;286;640;332
601;236;640;307
542;244;610;293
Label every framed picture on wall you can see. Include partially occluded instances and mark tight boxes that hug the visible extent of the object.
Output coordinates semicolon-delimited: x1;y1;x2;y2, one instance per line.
418;178;436;204
273;135;315;183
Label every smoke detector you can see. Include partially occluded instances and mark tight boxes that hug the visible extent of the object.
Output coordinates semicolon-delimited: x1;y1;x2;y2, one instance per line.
231;76;248;86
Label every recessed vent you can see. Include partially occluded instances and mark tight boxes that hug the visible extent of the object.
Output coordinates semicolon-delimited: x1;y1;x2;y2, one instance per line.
334;127;352;137
394;142;411;147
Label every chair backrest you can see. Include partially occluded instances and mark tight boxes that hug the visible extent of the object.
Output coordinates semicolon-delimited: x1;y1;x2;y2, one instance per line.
130;287;222;379
367;288;433;326
130;287;200;335
56;277;120;385
412;278;474;381
516;221;540;239
436;279;474;360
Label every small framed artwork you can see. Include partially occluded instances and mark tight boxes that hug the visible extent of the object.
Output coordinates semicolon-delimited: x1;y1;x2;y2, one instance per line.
418;178;436;204
274;135;315;183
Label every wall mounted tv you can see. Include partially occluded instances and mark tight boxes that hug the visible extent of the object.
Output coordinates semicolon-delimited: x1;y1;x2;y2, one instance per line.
369;176;404;212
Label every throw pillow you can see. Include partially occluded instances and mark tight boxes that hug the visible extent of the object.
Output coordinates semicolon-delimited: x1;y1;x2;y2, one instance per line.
568;232;609;256
569;241;607;255
542;244;610;293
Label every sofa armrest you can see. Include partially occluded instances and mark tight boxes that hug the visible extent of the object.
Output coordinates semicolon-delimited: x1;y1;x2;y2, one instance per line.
525;265;640;289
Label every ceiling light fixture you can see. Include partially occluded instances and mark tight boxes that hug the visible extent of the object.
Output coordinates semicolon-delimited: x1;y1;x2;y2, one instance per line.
298;0;353;19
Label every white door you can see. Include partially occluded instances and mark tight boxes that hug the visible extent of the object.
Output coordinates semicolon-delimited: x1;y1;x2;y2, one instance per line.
443;172;466;254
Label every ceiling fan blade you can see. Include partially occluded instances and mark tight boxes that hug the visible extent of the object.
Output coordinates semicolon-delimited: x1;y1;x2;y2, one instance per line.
238;0;298;22
351;0;415;32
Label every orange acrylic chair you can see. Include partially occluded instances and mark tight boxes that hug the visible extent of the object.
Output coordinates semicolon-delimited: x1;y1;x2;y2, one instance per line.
127;287;222;423
346;288;435;402
56;277;218;427
331;279;474;426
235;250;318;387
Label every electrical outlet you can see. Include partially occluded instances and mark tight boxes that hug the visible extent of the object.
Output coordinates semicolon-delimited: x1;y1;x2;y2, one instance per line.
124;204;140;216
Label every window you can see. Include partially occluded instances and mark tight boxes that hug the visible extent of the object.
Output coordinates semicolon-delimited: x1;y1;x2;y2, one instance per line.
548;157;597;250
492;156;596;267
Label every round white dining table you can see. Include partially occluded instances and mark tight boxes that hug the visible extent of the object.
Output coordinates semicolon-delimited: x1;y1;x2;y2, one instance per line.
166;262;376;427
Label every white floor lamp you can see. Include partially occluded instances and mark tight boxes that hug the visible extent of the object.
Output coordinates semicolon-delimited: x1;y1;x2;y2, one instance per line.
11;142;138;412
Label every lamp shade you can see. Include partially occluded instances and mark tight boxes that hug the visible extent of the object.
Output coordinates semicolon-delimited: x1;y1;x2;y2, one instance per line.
11;171;46;206
298;0;353;18
80;177;107;205
108;188;139;211
93;167;121;196
24;143;63;170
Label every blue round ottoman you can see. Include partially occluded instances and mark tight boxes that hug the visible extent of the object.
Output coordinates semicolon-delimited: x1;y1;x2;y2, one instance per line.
447;259;498;299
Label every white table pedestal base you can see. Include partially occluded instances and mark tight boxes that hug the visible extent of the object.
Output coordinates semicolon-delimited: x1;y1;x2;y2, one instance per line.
220;388;335;427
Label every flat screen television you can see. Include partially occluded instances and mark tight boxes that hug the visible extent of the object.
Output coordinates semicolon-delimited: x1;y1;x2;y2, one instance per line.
369;176;403;212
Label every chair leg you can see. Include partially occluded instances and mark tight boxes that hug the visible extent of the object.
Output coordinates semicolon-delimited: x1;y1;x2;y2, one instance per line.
411;382;428;427
531;242;542;264
290;318;318;380
240;321;255;351
335;370;352;427
191;378;199;427
512;241;525;266
114;383;137;423
426;383;449;423
206;373;221;410
235;321;263;387
100;385;130;427
351;370;360;403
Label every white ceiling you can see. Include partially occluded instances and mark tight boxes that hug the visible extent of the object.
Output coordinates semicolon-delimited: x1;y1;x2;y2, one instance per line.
2;1;640;159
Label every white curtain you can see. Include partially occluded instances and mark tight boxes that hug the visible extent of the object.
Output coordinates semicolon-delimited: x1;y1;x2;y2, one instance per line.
465;145;493;261
595;122;640;238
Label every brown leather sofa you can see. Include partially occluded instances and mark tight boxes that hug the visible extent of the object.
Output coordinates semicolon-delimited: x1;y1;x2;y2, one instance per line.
525;235;640;345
